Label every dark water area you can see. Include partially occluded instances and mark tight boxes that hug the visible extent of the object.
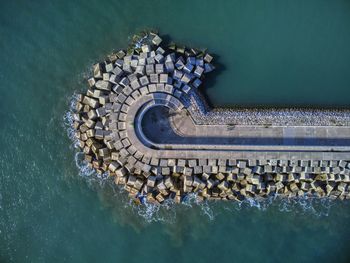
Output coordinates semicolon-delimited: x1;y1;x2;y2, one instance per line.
1;0;350;262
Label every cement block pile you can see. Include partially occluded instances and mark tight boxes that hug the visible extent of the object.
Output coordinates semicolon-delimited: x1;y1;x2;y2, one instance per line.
72;32;350;204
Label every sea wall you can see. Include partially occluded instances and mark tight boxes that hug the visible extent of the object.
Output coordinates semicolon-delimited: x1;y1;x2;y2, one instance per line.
71;32;350;204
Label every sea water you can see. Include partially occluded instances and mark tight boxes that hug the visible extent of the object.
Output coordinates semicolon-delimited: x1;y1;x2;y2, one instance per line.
1;0;350;262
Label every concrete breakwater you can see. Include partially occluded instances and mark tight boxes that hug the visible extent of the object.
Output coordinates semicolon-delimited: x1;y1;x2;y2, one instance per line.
72;32;350;204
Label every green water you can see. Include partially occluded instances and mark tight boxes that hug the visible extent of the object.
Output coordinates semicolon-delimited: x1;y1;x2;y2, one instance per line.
1;0;350;262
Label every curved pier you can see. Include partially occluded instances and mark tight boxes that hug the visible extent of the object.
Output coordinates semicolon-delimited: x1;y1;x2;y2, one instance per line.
72;32;350;204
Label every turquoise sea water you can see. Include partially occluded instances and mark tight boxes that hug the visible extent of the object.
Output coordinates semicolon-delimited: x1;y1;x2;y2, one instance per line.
1;0;350;262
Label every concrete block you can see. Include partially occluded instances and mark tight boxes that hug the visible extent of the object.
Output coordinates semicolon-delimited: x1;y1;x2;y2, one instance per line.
145;64;155;75
83;96;99;108
207;179;215;189
116;50;126;59
177;159;186;167
121;138;131;147
105;63;114;73
147;57;155;65
135;65;145;75
204;53;213;63
118;112;127;121
112;84;123;94
320;160;330;167
175;57;185;69
164;84;174;94
193;166;203;174
181;73;192;84
159;74;168;83
339;160;348;168
116;93;126;103
166;159;176;167
166;53;176;62
187;56;196;65
182;85;191;94
188;159;197;167
139;76;149;86
202;173;210;180
148;84;157;92
156;47;165;55
142;44;151;53
95;80;111;91
159;159;168;167
329;160;338;167
109;74;120;84
125;96;135;106
139;86;149;95
183;167;193;176
237;160;247;168
204;165;214;174
156;83;165;92
138;58;146;66
184;175;193;186
93;63;103;79
216;173;225;180
131;90;141;100
165;61;175;72
150;157;159;166
154;54;164;63
126;145;137;154
152;35;162;46
162;167;170;175
121;86;132;96
120;104;129;113
183;63;194;74
117;122;126;130
150;74;159;83
130;59;138;69
155;64;164;74
130;79;141;90
115;59;124;68
119;77;130;87
87;78;96;88
122;63;132;74
173;70;183;80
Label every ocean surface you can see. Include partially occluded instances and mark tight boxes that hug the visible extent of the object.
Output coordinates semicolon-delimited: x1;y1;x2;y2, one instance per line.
1;0;350;262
